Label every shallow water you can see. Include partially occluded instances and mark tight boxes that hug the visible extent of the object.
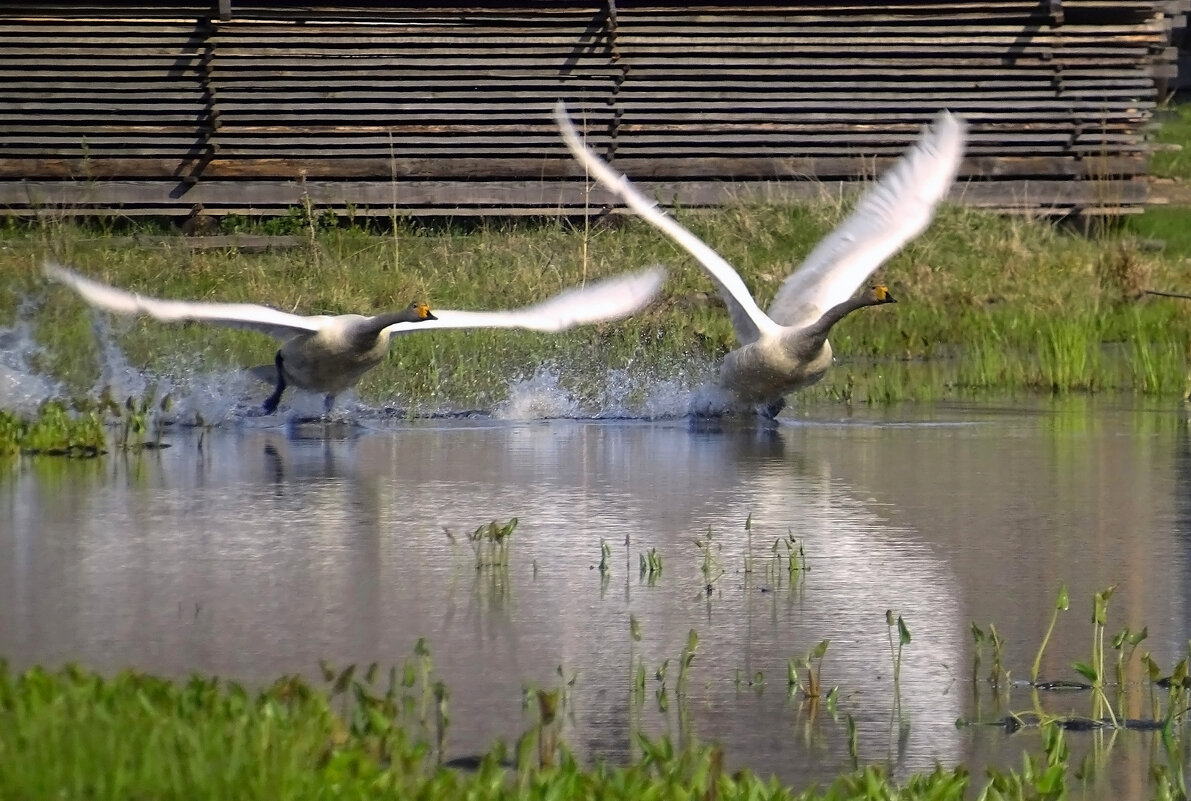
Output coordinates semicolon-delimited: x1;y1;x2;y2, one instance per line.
2;397;1190;790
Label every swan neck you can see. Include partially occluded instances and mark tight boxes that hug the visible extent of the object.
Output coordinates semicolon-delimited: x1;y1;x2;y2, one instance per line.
354;309;423;342
803;295;876;341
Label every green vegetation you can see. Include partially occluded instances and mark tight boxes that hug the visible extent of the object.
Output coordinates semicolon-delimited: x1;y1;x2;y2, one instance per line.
0;401;105;456
3;656;989;801
3;195;1191;417
1149;104;1191;180
5;586;1187;801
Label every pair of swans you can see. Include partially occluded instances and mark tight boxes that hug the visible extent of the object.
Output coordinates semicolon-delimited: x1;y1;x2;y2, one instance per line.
46;105;965;417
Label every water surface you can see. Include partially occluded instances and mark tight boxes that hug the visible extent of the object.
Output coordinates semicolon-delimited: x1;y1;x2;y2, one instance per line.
2;399;1189;789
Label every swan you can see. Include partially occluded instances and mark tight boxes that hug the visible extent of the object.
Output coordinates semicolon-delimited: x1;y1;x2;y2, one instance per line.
554;101;966;417
44;261;665;414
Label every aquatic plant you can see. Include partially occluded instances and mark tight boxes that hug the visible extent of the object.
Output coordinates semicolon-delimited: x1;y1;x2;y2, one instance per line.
0;400;106;457
886;611;911;694
693;526;723;594
1031;584;1070;687
969;622;1008;692
676;629;698;699
791;639;831;705
464;517;517;572
638;547;662;582
1073;585;1119;726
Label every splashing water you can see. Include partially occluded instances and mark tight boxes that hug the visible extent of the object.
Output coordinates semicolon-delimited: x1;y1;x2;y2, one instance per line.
493;360;716;421
493;369;583;420
0;304;64;415
2;301;728;424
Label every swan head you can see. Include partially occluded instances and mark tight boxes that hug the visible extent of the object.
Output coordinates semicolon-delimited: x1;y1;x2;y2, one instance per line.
867;285;897;305
407;301;438;321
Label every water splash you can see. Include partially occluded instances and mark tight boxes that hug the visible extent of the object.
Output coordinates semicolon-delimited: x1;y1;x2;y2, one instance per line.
2;302;731;424
0;301;64;415
493;369;582;420
493;360;715;421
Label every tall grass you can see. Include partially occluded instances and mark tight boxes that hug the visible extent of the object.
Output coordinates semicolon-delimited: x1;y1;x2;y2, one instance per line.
4;199;1191;410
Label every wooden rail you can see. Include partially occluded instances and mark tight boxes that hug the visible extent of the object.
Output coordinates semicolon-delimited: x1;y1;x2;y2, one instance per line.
0;1;1183;219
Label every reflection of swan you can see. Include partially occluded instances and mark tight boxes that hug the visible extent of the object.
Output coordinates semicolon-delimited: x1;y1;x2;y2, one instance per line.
555;102;965;417
45;262;665;414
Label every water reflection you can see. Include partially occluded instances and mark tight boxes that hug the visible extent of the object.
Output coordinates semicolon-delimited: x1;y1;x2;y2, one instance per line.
1;401;1189;788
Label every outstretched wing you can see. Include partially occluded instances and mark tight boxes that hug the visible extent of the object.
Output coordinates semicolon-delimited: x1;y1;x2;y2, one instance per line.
384;266;666;335
45;262;322;340
554;100;777;346
768;111;966;329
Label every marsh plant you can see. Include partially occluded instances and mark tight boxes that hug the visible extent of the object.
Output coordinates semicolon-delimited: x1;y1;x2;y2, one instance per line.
764;531;807;591
597;538;612;576
676;629;699;699
638;547;662;583
968;585;1191;740
462;517;517;572
886;611;911;695
518;668;576;772
1031;584;1070;687
0;400;106;457
1073;585;1119;725
790;639;831;706
693;526;724;593
971;621;1008;692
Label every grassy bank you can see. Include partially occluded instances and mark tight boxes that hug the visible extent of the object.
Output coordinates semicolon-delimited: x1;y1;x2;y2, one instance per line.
2;197;1190;416
1;604;1186;801
0;659;964;801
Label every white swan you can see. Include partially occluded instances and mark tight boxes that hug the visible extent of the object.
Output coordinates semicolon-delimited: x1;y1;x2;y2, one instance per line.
45;261;665;414
554;101;966;417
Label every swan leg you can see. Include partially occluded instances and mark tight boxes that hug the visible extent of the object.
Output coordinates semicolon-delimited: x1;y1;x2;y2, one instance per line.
759;397;786;420
322;394;336;416
261;352;286;414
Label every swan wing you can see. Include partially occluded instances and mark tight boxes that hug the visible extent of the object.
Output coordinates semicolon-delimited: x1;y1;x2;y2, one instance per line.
384;266;665;335
45;262;322;340
768;110;966;329
554;100;776;345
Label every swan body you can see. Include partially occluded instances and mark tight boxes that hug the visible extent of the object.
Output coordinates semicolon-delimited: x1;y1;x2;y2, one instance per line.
45;261;665;413
554;101;965;416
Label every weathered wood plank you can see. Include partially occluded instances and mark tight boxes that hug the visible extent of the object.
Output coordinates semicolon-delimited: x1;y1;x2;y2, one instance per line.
0;178;1148;212
0;154;1145;180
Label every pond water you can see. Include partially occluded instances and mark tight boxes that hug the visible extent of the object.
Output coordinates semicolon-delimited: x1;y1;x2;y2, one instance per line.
2;395;1190;791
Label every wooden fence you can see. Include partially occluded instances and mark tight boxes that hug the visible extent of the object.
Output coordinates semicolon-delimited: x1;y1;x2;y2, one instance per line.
0;1;1183;220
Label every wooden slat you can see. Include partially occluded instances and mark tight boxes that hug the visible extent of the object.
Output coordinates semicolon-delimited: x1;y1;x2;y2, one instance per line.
0;178;1149;212
0;1;1173;217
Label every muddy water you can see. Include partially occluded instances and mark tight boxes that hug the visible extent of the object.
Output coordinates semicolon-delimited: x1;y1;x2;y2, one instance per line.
1;399;1189;789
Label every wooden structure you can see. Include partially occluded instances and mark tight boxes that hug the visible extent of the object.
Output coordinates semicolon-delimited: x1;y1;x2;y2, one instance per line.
0;1;1183;220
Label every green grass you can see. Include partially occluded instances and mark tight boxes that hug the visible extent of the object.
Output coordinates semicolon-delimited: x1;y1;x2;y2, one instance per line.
3;192;1191;412
1148;103;1191;181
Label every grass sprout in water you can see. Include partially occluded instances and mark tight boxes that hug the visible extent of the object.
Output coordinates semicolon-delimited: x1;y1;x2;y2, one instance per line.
964;585;1190;744
638;547;662;583
886;611;911;697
